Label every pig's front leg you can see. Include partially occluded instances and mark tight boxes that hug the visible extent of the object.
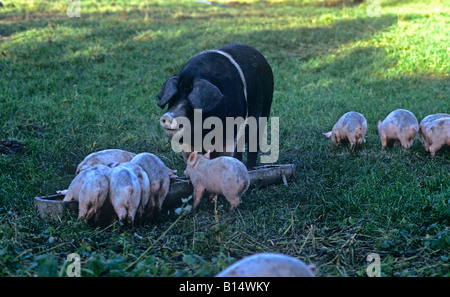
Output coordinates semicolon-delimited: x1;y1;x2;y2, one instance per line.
193;184;206;209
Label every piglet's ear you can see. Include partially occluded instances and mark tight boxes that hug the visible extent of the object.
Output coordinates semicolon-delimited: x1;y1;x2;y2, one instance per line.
322;132;332;138
204;150;211;160
157;75;179;108
107;161;120;168
167;168;178;179
188;79;224;113
188;151;199;166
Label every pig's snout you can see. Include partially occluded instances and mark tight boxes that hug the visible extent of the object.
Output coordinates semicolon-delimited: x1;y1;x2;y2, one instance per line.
160;113;179;130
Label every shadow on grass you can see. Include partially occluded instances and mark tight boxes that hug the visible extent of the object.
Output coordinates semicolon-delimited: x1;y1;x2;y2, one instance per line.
1;9;398;57
1;7;447;160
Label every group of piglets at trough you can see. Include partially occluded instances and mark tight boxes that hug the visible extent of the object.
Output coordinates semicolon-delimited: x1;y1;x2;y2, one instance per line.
323;109;449;155
61;148;251;225
61;149;177;225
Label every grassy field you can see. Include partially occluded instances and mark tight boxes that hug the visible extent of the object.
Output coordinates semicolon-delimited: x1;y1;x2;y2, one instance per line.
0;0;449;277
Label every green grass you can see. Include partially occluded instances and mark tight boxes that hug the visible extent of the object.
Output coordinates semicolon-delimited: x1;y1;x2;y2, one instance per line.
0;0;449;277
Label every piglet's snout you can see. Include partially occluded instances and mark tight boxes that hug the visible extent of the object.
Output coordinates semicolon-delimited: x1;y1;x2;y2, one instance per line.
160;113;178;130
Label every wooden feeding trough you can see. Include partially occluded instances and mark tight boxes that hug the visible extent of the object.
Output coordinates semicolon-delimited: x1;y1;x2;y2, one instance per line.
34;164;296;221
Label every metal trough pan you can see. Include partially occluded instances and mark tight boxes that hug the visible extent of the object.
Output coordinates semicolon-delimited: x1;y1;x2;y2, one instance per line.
34;194;79;222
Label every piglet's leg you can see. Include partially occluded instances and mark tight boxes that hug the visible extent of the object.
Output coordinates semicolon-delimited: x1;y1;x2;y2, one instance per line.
348;134;357;150
77;202;88;221
227;195;241;212
193;184;206;209
398;137;409;151
208;193;218;203
428;142;443;157
379;133;387;151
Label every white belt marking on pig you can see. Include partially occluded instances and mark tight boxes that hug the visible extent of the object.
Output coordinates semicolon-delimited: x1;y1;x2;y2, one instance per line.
196;49;249;153
201;49;248;118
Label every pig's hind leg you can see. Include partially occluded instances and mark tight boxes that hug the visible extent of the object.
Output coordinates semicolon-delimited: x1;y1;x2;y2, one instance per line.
156;178;170;214
146;180;160;219
347;134;357;150
428;140;444;157
114;205;128;224
222;188;242;212
398;135;411;151
225;194;241;212
77;199;89;221
356;128;366;147
112;187;136;225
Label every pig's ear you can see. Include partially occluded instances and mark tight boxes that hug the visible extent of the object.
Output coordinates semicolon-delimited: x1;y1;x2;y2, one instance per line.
166;168;178;179
204;150;211;160
157;75;179;108
107;161;120;168
322;132;332;138
168;170;178;179
188;79;224;113
188;151;199;166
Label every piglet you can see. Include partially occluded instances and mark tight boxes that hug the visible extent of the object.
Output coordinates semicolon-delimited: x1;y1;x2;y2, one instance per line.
216;253;316;277
184;151;249;211
63;164;110;223
76;149;136;175
130;153;177;219
418;113;450;148
323;111;367;149
108;163;142;225
118;162;151;222
377;109;419;151
421;117;450;156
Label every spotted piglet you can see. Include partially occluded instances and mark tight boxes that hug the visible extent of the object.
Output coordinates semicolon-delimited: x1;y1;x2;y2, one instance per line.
76;149;136;175
130;153;177;219
63;164;110;223
117;162;151;222
108;163;142;225
322;111;367;149
184;151;250;211
421;117;450;156
377;109;419;151
418;113;450;149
